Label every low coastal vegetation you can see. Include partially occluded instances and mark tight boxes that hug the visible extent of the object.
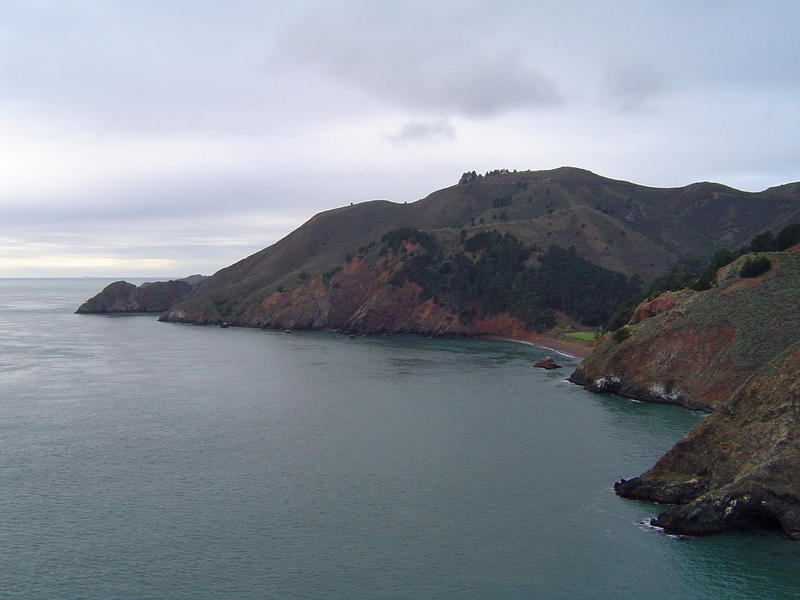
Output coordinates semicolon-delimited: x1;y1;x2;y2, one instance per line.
563;331;597;341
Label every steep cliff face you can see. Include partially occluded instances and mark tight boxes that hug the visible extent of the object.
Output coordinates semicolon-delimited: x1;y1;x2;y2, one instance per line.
615;342;800;538
570;250;800;411
237;252;455;334
570;316;741;411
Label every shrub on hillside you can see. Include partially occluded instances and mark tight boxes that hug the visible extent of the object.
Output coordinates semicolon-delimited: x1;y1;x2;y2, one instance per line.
604;294;645;331
692;248;738;290
612;326;631;343
740;256;771;278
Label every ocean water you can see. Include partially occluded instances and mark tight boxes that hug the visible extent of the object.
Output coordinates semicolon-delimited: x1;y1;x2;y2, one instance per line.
2;278;799;599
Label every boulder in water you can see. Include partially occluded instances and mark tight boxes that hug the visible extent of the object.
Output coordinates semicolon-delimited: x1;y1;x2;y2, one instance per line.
533;356;561;370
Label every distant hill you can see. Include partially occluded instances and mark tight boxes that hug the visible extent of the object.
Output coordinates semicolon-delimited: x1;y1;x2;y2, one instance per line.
75;275;206;314
157;167;800;330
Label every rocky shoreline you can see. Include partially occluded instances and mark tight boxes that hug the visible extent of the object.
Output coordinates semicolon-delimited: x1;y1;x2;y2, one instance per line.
77;274;598;359
77;278;596;361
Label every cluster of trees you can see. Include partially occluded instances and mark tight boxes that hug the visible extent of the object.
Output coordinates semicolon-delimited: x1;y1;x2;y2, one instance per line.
458;168;515;185
530;246;642;326
380;227;437;254
380;228;640;331
458;171;479;184
484;168;511;178
749;224;800;252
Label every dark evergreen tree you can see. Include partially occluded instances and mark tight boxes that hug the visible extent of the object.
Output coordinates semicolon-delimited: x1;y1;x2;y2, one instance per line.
776;223;800;250
749;230;777;252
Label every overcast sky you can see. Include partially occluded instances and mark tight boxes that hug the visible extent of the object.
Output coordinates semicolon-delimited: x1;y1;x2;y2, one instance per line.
2;0;799;277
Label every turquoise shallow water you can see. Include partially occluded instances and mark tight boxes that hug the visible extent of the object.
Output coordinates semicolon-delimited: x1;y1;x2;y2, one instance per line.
2;278;799;599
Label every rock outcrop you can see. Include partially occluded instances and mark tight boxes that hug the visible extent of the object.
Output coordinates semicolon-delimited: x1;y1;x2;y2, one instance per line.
630;292;677;323
533;356;561;370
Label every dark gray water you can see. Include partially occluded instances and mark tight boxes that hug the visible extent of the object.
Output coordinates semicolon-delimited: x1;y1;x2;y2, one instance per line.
2;278;799;599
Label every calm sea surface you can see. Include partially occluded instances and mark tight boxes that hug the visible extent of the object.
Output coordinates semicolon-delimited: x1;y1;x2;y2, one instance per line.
2;278;799;599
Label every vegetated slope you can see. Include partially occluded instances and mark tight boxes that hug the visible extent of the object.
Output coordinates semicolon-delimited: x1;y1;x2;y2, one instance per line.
570;246;800;537
162;167;800;328
570;249;800;411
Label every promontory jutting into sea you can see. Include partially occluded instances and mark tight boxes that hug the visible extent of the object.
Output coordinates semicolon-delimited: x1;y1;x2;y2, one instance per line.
4;167;800;599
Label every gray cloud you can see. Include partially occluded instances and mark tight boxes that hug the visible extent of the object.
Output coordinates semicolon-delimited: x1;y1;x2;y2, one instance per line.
0;1;307;134
273;2;563;117
602;63;668;113
385;119;456;145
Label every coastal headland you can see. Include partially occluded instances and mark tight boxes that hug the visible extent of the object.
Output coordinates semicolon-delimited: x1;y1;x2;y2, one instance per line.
77;167;800;538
